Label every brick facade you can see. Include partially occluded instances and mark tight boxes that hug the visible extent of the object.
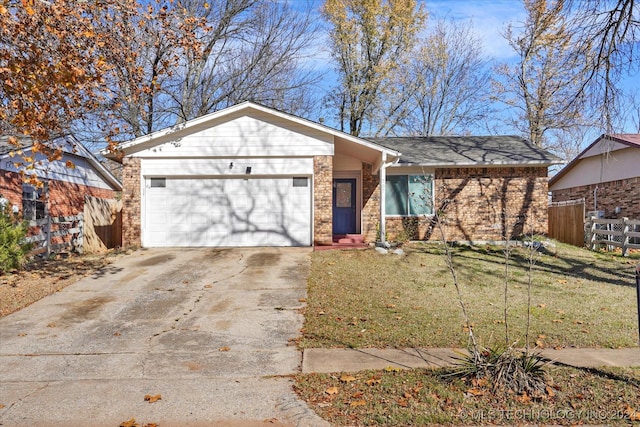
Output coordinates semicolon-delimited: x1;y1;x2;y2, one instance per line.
313;155;333;245
380;166;550;242
121;157;142;247
552;177;640;219
361;163;380;242
0;170;115;217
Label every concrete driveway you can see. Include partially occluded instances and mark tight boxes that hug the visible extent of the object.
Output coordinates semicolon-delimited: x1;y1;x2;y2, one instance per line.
0;248;327;427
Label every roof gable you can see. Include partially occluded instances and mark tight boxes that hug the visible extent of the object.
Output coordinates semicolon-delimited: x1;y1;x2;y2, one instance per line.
112;101;400;161
0;134;122;191
549;133;640;187
367;136;561;167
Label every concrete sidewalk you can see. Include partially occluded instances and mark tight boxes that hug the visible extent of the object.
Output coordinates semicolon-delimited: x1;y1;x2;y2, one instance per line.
302;347;640;373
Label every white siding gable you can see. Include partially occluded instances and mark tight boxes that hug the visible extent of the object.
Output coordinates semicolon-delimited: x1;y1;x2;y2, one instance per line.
132;113;334;158
1;151;116;190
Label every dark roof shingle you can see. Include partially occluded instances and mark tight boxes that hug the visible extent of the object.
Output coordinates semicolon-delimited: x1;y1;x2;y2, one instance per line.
366;136;562;166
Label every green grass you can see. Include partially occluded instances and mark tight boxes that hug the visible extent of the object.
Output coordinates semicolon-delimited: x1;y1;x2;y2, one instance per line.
300;242;640;349
294;366;640;426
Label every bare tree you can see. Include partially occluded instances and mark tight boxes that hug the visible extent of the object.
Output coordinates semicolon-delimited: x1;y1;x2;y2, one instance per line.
493;0;593;148
74;0;320;147
569;0;639;131
171;0;320;122
384;19;493;137
322;0;426;136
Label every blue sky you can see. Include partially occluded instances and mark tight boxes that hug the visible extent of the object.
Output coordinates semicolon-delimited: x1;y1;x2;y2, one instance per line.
425;0;525;59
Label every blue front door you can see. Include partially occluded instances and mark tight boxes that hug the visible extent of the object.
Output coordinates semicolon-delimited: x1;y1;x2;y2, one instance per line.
333;178;357;234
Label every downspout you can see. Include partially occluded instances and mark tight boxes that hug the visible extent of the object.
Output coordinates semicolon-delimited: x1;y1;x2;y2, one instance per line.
379;152;387;244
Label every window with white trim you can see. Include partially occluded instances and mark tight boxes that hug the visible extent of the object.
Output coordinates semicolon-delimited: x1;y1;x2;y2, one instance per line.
385;175;434;216
22;183;46;220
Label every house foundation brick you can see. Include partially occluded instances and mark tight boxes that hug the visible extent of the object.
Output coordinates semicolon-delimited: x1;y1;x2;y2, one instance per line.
121;157;142;248
313;155;333;245
552;177;640;219
385;166;549;242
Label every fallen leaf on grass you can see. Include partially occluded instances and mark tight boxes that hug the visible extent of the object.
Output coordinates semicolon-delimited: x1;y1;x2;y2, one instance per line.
575;320;584;325
537;303;547;308
340;374;356;383
397;398;409;407
144;394;162;403
325;386;339;395
535;339;545;348
366;377;381;386
466;388;484;397
624;404;640;421
350;399;366;407
403;392;413;398
218;346;231;352
515;393;531;404
545;386;555;397
386;304;396;308
384;366;401;372
552;319;563;323
119;419;139;427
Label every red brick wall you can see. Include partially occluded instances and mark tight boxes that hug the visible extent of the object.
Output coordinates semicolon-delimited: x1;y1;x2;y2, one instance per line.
551;177;640;219
362;163;380;242
0;171;22;212
313;155;333;245
0;170;115;217
121;157;141;248
383;166;549;242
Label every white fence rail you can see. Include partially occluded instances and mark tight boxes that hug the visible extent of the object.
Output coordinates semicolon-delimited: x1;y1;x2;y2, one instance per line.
586;217;640;256
24;214;84;256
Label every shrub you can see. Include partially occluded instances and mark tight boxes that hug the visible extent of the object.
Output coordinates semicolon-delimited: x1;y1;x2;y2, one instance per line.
0;199;31;273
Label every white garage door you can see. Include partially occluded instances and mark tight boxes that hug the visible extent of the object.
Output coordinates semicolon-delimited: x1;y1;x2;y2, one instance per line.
143;177;311;247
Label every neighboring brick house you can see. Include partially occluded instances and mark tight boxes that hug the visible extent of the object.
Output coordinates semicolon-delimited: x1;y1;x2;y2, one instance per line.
549;134;640;219
0;134;122;221
110;102;560;248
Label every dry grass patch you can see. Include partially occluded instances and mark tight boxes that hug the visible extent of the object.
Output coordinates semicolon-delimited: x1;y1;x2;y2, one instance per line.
0;250;124;317
301;242;639;349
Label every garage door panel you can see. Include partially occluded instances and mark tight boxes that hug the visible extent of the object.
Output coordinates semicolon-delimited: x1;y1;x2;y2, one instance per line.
144;177;310;247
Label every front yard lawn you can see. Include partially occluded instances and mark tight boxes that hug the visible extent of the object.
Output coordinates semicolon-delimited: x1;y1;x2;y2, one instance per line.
300;242;639;350
296;242;640;426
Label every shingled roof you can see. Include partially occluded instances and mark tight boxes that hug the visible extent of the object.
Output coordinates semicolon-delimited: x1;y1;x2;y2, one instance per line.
366;136;562;167
0;135;31;156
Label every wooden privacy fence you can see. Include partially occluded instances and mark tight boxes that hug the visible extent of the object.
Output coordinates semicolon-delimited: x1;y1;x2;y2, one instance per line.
25;214;84;256
83;196;122;253
586;217;640;256
548;199;585;247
